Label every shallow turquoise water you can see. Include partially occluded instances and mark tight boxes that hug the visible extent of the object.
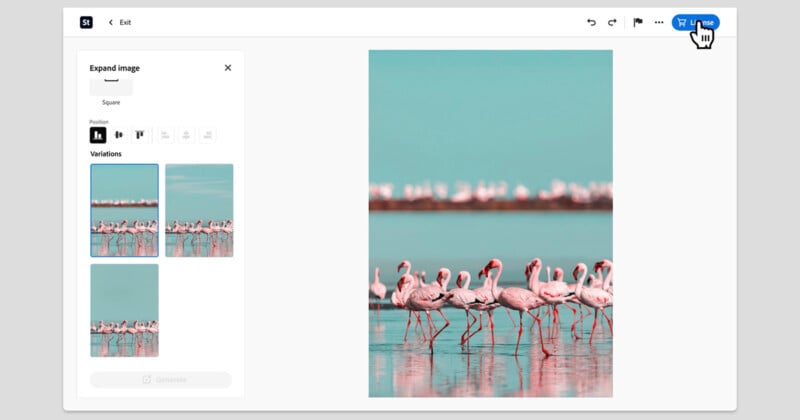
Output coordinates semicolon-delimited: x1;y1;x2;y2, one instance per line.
369;211;612;397
165;233;233;257
369;306;612;397
90;332;158;357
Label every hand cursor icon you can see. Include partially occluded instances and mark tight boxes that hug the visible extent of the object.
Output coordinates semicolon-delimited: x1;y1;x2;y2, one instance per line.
690;20;714;49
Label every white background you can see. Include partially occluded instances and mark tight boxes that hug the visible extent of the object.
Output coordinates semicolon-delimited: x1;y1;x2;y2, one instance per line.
63;8;736;411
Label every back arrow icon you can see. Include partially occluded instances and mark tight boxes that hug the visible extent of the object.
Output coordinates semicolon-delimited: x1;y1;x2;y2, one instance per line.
587;19;596;26
109;19;113;25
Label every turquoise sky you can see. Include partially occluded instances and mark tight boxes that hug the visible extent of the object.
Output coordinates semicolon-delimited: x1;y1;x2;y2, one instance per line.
91;264;158;321
166;164;233;222
369;50;612;192
91;164;158;201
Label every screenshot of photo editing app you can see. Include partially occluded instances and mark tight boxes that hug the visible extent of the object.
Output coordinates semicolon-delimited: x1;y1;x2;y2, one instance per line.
64;8;737;411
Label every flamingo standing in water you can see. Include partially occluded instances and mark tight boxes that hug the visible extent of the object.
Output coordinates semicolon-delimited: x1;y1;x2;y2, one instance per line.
405;268;451;353
397;260;425;335
573;263;613;344
483;258;550;357
147;220;158;245
126;320;140;345
188;222;199;246
468;269;501;345
444;271;484;345
199;220;215;247
145;320;159;343
538;267;580;339
222;220;234;240
369;267;387;311
97;320;113;344
392;274;425;342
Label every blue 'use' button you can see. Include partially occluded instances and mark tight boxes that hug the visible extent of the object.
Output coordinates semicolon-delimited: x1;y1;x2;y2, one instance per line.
672;14;720;31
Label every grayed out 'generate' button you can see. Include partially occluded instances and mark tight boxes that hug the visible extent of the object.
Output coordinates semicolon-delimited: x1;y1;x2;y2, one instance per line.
91;372;232;388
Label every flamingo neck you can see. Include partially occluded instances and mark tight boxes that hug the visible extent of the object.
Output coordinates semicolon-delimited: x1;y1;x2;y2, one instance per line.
491;263;503;299
602;263;613;291
529;264;542;291
576;266;588;296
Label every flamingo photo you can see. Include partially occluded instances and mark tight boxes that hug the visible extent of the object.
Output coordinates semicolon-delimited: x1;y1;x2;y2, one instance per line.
91;164;159;257
369;49;612;397
91;264;159;357
165;164;234;258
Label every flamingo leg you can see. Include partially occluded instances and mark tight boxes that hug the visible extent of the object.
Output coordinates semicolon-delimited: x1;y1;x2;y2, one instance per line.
428;309;450;353
414;312;428;341
527;310;551;357
488;310;496;345
514;311;524;356
562;302;580;339
600;308;613;336
460;309;469;345
504;307;517;327
461;309;478;345
465;311;484;343
403;310;412;342
589;308;599;345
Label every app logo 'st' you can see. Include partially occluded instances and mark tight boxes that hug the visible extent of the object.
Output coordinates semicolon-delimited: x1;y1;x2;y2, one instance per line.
80;16;93;29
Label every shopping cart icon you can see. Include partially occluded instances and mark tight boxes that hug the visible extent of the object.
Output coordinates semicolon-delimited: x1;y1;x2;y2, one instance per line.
677;17;687;27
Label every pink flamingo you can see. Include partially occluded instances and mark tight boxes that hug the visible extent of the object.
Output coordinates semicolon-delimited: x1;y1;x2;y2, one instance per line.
112;322;125;344
97;320;113;344
594;259;614;295
146;220;158;244
484;258;550;357
125;320;139;345
397;260;426;335
135;320;147;346
392;274;425;342
538;267;579;338
443;271;484;345
467;270;501;345
573;263;613;344
405;268;451;353
122;220;138;246
222;220;234;240
145;320;159;343
369;267;387;311
464;268;518;345
525;258;545;295
187;221;199;245
198;219;214;245
135;220;147;245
